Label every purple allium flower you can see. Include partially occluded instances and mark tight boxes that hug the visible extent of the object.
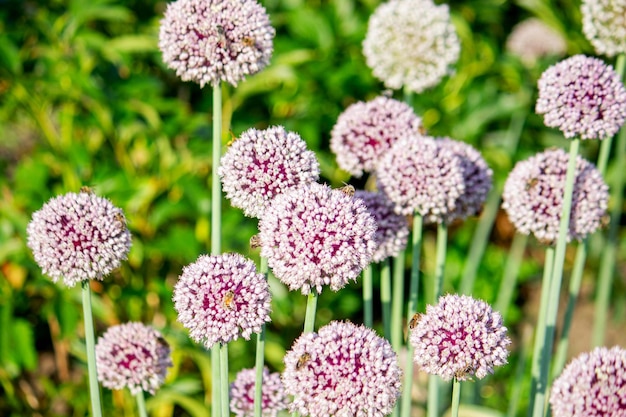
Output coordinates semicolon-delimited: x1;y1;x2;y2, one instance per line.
158;0;275;87
376;135;465;223
330;96;423;177
95;322;172;395
409;294;511;381
582;0;626;57
258;183;376;295
437;138;493;223
354;190;409;262
230;367;289;417
550;346;626;416
173;253;271;348
362;0;460;93
219;126;320;218
502;148;609;245
26;190;131;287
283;321;401;416
536;55;626;140
506;18;567;65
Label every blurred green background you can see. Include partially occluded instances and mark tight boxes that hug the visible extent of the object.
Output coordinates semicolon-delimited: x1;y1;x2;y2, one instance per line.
0;0;624;415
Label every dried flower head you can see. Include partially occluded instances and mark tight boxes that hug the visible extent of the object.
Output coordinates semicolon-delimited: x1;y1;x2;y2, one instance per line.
330;96;422;177
95;322;172;395
582;0;626;57
362;0;460;93
376;135;465;223
410;294;510;381
230;367;289;417
219;126;320;218
506;18;567;65
259;183;376;295
27;190;131;287
502;148;609;244
173;253;271;348
158;0;275;87
283;321;401;416
536;55;626;140
550;346;626;416
354;191;409;262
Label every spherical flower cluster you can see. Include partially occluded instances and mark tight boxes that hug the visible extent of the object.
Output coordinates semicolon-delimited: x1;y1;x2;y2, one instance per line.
219;126;320;218
582;0;626;57
536;55;626;140
27;190;132;287
173;253;271;348
506;18;567;65
230;367;289;417
409;294;511;381
158;0;275;87
259;183;376;295
354;191;408;262
376;135;465;223
282;321;401;416
502;148;609;245
438;138;493;223
362;0;460;93
550;346;626;416
95;322;172;395
330;96;422;177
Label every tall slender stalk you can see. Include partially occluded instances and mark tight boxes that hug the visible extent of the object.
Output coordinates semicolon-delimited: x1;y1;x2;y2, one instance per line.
82;281;103;417
391;250;406;352
254;256;269;417
135;390;147;417
450;379;461;417
303;291;319;334
380;259;392;341
220;343;229;417
363;265;374;328
495;233;529;317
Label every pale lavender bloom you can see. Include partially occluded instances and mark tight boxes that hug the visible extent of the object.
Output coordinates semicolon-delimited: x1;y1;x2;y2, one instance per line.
582;0;626;57
376;135;465;223
536;55;626;140
258;183;376;295
173;253;271;348
354;190;409;262
506;18;567;65
27;190;131;287
330;96;422;177
95;322;172;395
158;0;275;87
502;148;609;245
550;346;626;416
219;126;320;218
363;0;460;93
283;321;401;416
230;367;289;417
410;294;510;381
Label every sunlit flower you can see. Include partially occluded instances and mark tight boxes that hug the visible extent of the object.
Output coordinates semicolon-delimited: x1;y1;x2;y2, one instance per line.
219;126;320;218
95;322;172;395
27;190;131;287
230;367;289;417
158;0;275;87
173;253;271;348
283;321;401;416
582;0;626;57
506;18;567;65
536;55;626;140
410;294;510;381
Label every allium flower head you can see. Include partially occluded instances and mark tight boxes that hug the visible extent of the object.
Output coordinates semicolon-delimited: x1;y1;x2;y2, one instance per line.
158;0;275;87
550;346;626;416
354;190;409;262
173;253;271;348
536;55;626;140
27;190;131;287
230;367;289;417
410;294;511;381
582;0;626;57
283;321;401;416
376;135;465;223
95;322;172;395
363;0;460;93
506;18;567;65
219;126;320;218
330;96;422;177
502;148;609;245
259;183;376;295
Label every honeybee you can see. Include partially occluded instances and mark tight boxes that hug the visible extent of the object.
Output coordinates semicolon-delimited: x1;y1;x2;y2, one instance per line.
249;234;262;249
226;129;237;147
296;352;311;370
408;313;423;330
241;36;255;47
156;336;169;349
601;214;611;228
80;186;94;194
454;364;475;381
418;125;427;135
216;25;229;48
223;290;235;310
338;184;355;197
525;177;539;191
113;212;127;229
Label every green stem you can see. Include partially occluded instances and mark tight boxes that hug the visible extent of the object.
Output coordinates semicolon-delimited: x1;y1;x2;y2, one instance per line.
450;379;461;417
220;343;229;417
495;233;529;318
363;265;373;328
506;326;532;417
303;291;318;334
381;259;392;341
254;257;269;417
391;250;406;352
135;390;147;417
82;281;103;417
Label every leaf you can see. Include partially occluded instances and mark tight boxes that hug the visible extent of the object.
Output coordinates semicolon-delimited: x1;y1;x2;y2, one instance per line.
0;35;22;75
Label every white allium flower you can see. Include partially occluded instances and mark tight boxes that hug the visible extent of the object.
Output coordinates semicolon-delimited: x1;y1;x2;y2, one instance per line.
582;0;626;57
